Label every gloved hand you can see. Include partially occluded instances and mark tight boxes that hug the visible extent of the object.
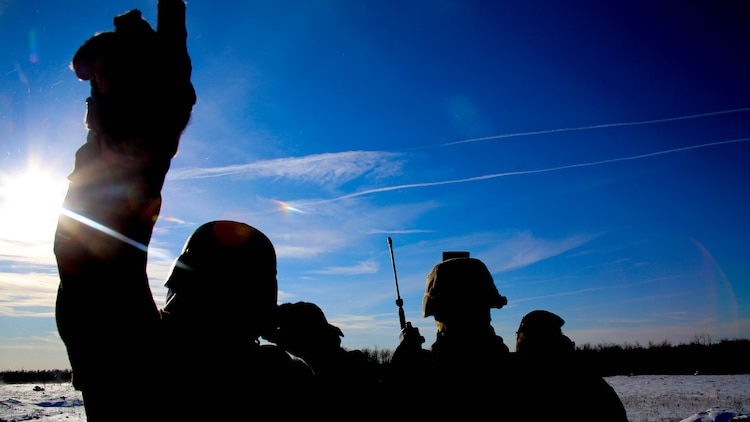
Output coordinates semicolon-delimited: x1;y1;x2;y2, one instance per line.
399;321;425;348
71;0;196;159
57;0;196;253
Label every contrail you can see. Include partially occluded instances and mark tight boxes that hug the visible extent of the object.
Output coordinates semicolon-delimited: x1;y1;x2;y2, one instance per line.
404;107;750;150
512;275;688;304
304;138;749;205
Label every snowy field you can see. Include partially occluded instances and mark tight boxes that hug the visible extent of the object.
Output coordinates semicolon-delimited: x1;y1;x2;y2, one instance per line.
0;382;84;421
608;374;749;422
1;374;748;421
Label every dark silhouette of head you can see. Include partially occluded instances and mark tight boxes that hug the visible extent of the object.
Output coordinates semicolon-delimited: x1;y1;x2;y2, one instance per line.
515;310;575;355
163;220;277;338
264;301;344;358
422;257;507;328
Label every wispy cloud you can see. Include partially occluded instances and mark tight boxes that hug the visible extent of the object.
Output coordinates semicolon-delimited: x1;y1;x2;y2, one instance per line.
0;271;59;316
307;138;750;205
0;333;65;350
255;201;440;261
513;275;689;304
307;260;379;275
621;291;692;305
0;239;57;268
484;231;598;273
167;150;405;184
167;109;750;211
366;229;435;235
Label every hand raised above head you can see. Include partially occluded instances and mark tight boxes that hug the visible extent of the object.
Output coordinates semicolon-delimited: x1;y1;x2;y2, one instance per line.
399;321;425;348
72;0;196;159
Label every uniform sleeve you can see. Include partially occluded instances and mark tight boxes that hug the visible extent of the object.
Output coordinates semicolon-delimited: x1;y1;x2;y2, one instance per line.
54;0;195;393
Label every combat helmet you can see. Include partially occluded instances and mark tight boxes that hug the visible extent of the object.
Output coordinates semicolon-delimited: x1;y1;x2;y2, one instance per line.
515;310;574;354
163;221;278;331
517;310;565;336
263;302;344;357
422;257;507;318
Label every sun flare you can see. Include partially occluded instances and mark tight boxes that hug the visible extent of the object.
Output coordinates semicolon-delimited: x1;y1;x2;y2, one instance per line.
0;167;68;242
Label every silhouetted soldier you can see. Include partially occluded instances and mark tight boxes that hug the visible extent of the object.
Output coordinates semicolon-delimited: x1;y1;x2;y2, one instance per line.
513;310;629;421
55;2;194;419
384;256;512;418
54;2;311;420
263;301;383;418
159;221;315;421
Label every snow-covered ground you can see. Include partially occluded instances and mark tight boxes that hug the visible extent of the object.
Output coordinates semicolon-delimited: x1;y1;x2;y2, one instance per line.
0;382;84;421
608;374;749;422
1;374;748;421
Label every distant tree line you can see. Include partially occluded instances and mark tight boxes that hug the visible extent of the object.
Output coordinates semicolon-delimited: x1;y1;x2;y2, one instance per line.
363;334;750;376
2;337;747;383
360;336;750;376
575;337;750;376
0;369;72;384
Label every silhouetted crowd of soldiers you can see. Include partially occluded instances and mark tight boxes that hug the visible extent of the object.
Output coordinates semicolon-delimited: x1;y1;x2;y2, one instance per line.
53;2;628;420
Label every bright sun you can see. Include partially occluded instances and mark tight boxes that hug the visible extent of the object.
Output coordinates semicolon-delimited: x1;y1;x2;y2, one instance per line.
0;167;68;243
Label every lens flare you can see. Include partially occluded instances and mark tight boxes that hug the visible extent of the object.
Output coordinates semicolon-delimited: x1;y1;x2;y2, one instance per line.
272;199;305;214
28;29;39;63
692;238;741;340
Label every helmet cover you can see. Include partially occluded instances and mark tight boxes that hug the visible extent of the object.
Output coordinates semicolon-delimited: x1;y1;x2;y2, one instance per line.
422;257;507;317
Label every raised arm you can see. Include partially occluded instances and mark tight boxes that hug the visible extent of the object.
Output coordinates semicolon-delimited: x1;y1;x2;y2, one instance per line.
53;0;195;418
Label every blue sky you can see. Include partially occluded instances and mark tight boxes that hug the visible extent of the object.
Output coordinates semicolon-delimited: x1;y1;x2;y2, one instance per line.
1;0;749;370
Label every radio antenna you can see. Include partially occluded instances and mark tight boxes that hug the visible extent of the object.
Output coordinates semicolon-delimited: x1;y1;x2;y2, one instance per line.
387;236;407;330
